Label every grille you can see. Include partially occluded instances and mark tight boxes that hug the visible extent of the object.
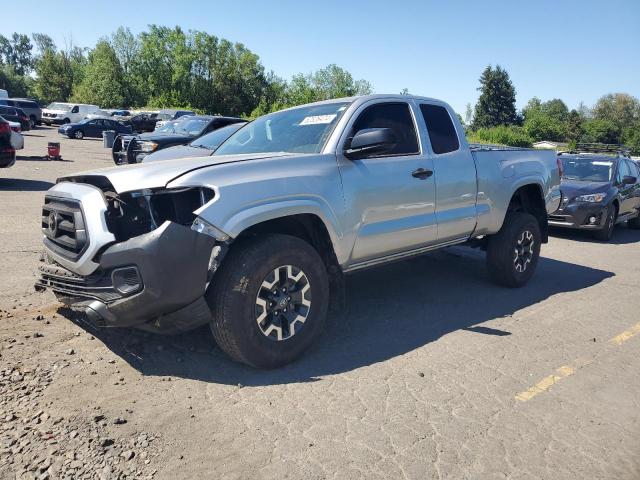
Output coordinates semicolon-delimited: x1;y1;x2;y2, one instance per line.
36;262;123;304
41;197;88;259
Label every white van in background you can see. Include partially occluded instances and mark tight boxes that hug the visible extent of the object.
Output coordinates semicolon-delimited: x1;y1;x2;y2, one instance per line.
0;89;8;99
42;102;99;125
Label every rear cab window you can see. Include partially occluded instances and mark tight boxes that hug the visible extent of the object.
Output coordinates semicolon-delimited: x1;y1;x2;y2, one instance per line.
419;103;459;154
350;102;419;156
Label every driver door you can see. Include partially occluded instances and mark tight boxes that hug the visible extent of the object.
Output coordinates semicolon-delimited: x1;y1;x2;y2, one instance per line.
337;101;438;265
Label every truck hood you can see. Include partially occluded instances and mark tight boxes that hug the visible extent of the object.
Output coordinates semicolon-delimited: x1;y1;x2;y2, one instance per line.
141;145;213;163
137;131;194;143
58;152;291;193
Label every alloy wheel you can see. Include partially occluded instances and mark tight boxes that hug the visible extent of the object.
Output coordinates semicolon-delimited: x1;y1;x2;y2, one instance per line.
513;230;535;273
255;265;312;341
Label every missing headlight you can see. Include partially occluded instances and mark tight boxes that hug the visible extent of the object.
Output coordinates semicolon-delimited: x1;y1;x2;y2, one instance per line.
106;187;215;241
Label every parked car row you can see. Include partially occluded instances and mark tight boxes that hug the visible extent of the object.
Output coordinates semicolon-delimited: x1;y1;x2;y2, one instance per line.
112;114;244;164
0;98;41;128
58;118;132;139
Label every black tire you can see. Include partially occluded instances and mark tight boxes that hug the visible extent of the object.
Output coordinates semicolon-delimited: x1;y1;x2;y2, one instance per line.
207;234;329;368
73;129;84;139
62;118;70;124
486;212;541;288
593;204;616;241
28;116;36;129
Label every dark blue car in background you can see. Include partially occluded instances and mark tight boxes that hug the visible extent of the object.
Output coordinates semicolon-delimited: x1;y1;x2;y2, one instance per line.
58;118;132;139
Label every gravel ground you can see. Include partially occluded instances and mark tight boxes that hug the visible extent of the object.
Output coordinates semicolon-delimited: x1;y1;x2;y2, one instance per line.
0;127;639;480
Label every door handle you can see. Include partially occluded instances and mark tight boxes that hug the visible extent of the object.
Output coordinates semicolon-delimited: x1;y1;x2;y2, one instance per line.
412;168;433;179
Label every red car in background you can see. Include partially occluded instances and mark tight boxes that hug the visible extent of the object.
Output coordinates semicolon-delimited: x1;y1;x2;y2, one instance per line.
0;116;16;168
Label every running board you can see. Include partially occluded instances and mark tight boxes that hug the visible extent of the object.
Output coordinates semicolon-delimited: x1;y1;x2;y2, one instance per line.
616;211;639;224
343;237;469;274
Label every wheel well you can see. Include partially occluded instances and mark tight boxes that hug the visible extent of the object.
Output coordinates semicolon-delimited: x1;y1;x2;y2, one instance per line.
612;200;619;215
508;184;549;242
235;214;345;309
237;214;337;266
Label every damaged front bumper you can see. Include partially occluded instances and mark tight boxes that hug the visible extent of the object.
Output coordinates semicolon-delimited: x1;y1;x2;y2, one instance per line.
37;221;218;333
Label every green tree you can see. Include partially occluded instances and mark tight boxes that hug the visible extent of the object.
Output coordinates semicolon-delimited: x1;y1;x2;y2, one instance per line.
581;118;621;144
592;93;640;132
0;64;33;97
32;33;55;55
472;65;518;129
0;33;33;76
71;41;126;107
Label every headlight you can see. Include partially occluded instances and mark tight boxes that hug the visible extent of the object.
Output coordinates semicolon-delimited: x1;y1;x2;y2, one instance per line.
138;141;158;153
574;193;606;203
192;217;230;241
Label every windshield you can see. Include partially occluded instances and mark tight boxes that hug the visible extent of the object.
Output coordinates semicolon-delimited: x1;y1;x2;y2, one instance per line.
156;117;209;135
155;120;181;133
156;112;174;121
216;102;350;155
47;103;71;111
191;123;246;150
561;157;614;182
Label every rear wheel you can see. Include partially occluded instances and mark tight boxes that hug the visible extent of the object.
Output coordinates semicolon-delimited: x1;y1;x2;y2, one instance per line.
28;116;36;129
486;212;541;287
207;234;329;368
593;204;616;241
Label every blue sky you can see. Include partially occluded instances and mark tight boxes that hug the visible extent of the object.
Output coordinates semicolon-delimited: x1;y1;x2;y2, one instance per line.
4;0;639;115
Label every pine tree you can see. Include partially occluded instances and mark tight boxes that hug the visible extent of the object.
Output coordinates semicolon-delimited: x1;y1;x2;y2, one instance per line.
472;65;517;129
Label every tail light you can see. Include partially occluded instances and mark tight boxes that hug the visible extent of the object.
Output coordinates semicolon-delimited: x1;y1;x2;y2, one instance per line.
557;157;564;178
0;122;10;134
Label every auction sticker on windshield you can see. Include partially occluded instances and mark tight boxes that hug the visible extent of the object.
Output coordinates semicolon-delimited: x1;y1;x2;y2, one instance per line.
299;114;337;125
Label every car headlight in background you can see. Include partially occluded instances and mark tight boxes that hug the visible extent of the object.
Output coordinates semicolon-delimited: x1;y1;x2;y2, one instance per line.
138;141;158;153
575;193;606;203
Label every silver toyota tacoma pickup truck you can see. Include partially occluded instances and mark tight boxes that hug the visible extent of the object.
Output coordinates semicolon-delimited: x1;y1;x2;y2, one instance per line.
36;95;561;368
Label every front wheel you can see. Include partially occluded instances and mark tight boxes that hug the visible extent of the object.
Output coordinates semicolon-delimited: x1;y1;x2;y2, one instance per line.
486;212;541;288
73;130;84;139
592;204;616;241
207;234;329;368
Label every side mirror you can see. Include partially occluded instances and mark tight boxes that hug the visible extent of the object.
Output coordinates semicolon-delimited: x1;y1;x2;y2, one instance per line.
622;175;636;185
344;128;396;159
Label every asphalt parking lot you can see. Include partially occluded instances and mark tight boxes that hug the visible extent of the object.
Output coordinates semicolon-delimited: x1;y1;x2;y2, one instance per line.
1;127;639;480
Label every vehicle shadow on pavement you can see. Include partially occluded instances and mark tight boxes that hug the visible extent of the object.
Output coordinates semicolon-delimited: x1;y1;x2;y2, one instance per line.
0;178;54;191
65;246;614;386
17;155;74;163
550;225;640;245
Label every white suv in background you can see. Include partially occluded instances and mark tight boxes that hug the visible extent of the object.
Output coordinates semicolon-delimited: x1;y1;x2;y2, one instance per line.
42;103;99;125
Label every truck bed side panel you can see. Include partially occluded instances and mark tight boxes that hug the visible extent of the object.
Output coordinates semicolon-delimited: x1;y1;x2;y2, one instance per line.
472;148;561;235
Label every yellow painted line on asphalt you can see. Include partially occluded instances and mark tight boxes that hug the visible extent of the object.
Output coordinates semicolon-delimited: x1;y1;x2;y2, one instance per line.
610;322;640;346
515;365;576;402
516;321;640;402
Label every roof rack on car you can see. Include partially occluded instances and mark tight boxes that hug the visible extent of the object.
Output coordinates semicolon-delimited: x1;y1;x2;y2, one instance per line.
559;143;631;157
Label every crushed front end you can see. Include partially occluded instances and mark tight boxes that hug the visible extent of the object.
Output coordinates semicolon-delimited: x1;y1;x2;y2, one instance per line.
36;179;226;333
